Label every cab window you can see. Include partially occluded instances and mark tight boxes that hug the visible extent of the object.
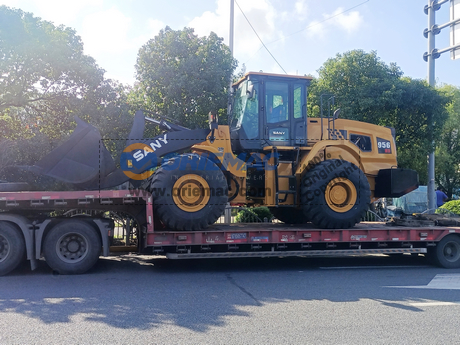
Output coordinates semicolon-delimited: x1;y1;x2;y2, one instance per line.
294;83;305;119
266;82;289;124
350;134;372;152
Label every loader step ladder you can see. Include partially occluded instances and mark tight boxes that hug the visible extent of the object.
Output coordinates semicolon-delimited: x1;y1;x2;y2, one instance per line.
274;147;300;206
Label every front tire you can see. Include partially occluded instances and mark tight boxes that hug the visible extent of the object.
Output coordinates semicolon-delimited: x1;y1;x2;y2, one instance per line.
301;159;370;229
43;220;101;274
149;154;228;231
0;222;25;276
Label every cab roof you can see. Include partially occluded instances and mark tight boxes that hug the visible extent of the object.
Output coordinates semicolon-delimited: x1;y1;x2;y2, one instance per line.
233;71;313;87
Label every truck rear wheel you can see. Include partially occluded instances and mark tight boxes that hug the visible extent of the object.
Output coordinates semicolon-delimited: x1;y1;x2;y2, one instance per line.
301;159;370;229
149;154;228;231
0;222;25;276
433;235;460;268
43;220;101;274
269;208;308;224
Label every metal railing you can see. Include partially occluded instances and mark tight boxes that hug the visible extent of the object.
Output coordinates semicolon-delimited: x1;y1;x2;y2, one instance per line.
216;206;384;224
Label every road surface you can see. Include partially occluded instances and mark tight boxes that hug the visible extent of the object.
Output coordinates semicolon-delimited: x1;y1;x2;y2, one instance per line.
0;254;459;344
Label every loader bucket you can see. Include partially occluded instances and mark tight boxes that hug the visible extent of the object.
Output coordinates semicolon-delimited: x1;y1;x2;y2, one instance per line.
10;110;210;190
28;117;117;186
27;110;148;189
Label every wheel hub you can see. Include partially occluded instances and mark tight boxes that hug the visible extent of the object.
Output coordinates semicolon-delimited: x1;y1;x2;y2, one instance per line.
0;235;9;263
67;240;80;253
330;185;348;205
325;178;357;213
57;233;88;263
443;242;460;262
173;174;211;212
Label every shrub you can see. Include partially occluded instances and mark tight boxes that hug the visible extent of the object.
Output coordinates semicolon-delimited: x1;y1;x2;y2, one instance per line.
235;207;273;223
439;200;460;216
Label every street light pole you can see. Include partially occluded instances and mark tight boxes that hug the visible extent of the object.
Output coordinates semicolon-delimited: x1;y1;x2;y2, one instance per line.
423;0;460;211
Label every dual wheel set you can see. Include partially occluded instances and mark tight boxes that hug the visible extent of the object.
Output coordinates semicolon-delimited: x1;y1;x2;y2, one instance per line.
0;220;101;276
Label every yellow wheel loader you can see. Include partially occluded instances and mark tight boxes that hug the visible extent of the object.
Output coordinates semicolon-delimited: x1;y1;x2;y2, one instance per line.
2;72;418;231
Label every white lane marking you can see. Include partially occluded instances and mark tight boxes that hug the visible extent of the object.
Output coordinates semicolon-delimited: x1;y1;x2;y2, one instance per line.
387;274;460;290
410;302;460;307
319;265;432;270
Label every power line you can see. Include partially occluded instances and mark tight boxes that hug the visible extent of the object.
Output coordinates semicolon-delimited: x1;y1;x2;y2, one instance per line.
242;0;370;66
282;0;370;40
234;0;287;74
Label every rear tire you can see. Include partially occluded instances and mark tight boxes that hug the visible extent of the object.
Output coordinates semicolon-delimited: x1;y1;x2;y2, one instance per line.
434;235;460;268
149;154;228;231
270;207;308;224
301;159;370;229
43;220;101;274
0;222;25;276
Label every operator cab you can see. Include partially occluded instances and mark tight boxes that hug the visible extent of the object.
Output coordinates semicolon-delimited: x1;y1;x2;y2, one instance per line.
230;72;312;151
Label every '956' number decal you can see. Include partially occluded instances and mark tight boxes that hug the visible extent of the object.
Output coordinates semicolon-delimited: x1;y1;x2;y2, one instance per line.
377;138;392;154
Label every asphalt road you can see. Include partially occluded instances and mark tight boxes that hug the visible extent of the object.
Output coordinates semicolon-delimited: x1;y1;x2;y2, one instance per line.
0;254;459;345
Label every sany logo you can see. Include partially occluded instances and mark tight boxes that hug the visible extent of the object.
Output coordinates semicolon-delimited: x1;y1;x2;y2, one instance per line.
121;143;155;180
121;134;169;180
132;134;168;162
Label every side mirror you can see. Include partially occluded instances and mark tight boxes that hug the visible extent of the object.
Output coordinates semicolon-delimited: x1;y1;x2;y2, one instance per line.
333;108;341;120
247;84;255;99
209;111;218;130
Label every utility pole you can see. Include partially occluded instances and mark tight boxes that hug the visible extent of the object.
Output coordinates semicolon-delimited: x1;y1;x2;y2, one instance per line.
229;0;234;55
225;0;235;224
227;0;235;116
423;0;460;212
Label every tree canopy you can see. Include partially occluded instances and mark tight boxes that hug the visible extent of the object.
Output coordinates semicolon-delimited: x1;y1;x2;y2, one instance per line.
130;26;237;129
0;6;131;167
308;50;448;183
435;84;460;197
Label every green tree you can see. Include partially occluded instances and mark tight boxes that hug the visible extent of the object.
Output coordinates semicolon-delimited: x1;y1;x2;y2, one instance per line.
436;85;460;197
131;27;237;129
308;50;448;183
0;6;132;166
308;50;403;123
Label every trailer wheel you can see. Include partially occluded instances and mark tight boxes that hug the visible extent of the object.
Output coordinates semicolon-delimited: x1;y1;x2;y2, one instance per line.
301;159;370;229
434;235;460;268
149;154;228;231
269;208;308;224
0;222;25;276
43;220;101;274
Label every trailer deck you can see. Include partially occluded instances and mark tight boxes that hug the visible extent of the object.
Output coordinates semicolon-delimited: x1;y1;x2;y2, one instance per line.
1;189;460;275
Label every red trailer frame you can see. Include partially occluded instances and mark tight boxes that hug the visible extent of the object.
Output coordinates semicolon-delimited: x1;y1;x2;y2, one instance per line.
1;189;460;275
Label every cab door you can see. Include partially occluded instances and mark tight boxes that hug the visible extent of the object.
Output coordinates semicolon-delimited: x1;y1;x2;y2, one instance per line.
263;80;306;147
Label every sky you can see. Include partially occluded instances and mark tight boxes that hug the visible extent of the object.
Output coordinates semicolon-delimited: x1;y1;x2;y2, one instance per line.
1;0;459;87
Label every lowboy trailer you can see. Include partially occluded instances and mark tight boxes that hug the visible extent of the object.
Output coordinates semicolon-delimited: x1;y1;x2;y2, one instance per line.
1;189;459;276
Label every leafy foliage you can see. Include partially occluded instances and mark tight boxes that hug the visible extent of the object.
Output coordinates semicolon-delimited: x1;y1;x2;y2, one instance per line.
435;85;460;198
235;207;273;223
0;6;132;167
131;27;237;129
439;200;460;216
308;50;448;183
